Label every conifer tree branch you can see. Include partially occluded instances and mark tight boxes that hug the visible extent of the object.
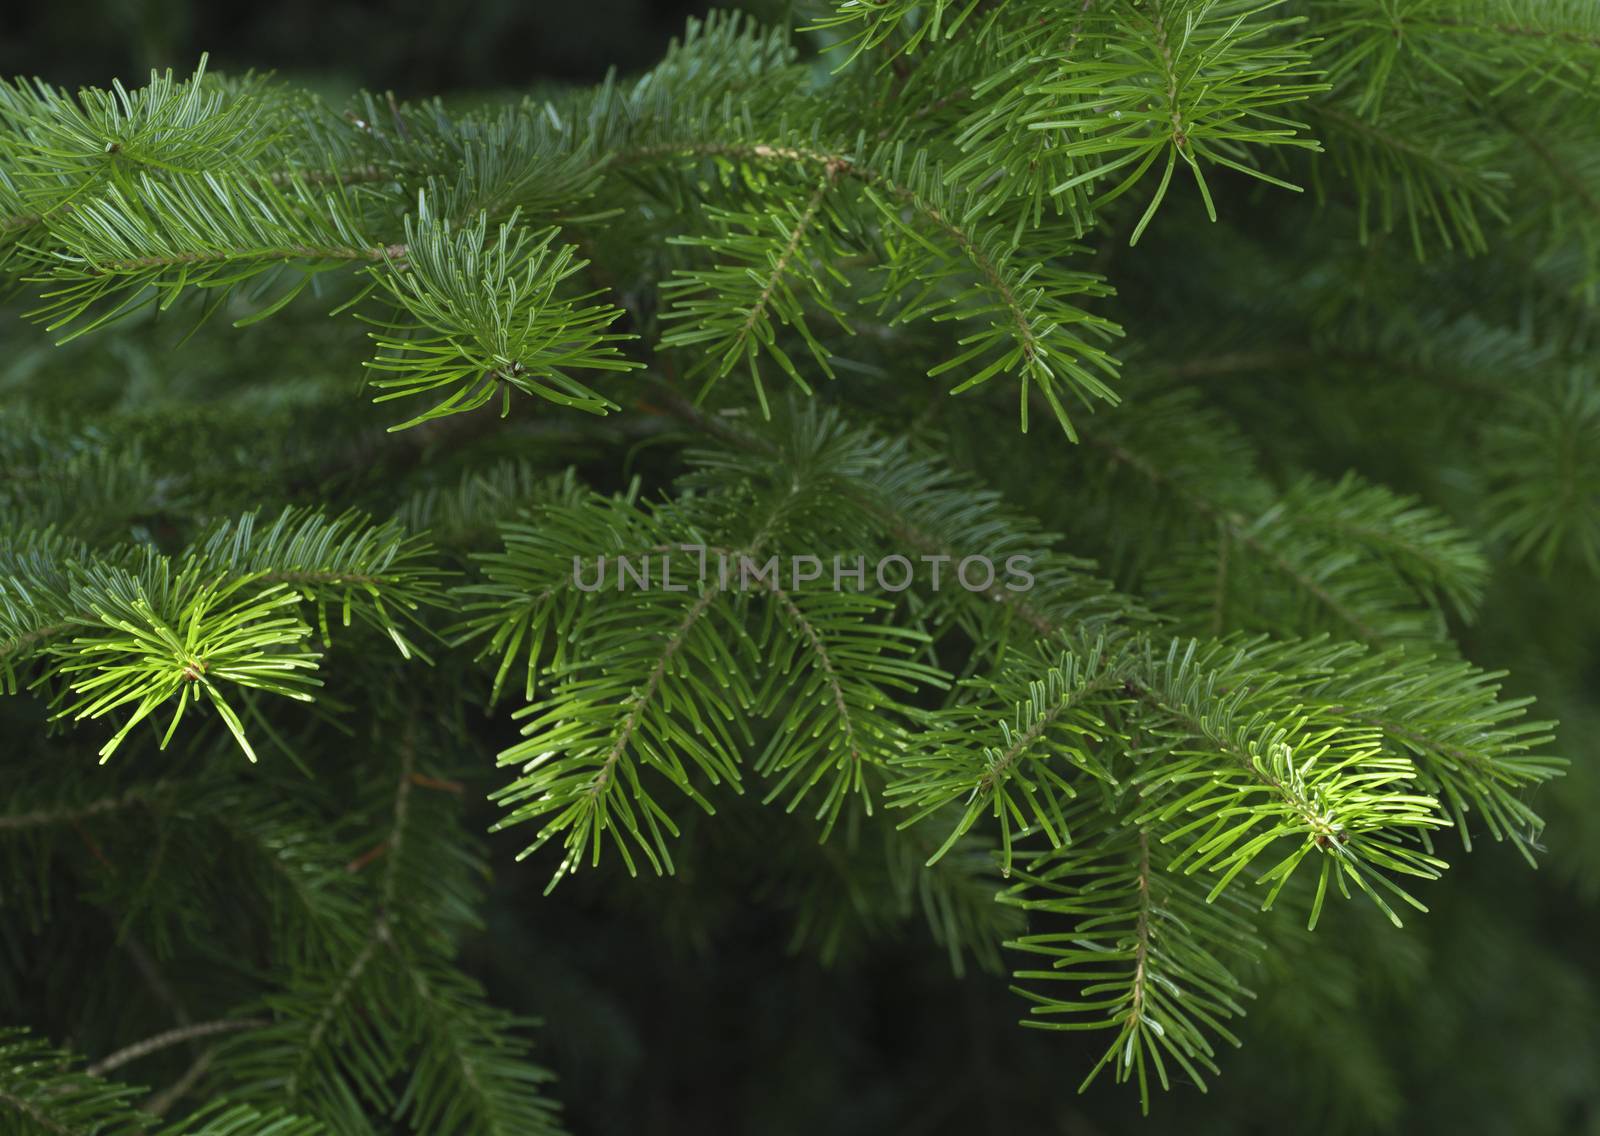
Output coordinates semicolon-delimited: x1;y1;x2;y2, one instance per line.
87;1019;268;1077
1128;827;1153;1035
767;587;862;769
0;785;158;831
0;6;1584;1123
280;734;415;1104
640;376;1068;636
0;1088;75;1136
1129;682;1344;842
594;585;721;799
1087;435;1383;639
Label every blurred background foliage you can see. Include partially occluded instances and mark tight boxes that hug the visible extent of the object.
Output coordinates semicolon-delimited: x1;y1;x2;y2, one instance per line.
0;0;728;93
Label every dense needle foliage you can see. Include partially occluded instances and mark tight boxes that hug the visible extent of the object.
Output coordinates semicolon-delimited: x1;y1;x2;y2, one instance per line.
2;1;1599;1132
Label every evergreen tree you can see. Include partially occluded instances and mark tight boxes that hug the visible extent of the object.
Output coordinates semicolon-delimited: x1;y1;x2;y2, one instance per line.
2;2;1597;1132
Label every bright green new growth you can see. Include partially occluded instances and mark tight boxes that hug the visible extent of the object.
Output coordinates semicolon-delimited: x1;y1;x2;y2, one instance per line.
1;0;1594;1127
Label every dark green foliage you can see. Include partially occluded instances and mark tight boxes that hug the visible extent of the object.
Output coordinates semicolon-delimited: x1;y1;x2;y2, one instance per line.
2;2;1597;1133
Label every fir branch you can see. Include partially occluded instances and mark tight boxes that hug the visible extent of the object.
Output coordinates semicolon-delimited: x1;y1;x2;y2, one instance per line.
615;140;1121;436
87;1020;268;1078
1003;808;1261;1114
0;785;161;833
891;640;1126;872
